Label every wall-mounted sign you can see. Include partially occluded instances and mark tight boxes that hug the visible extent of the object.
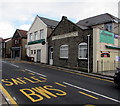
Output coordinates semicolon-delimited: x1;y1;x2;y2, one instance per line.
101;51;110;58
100;30;114;44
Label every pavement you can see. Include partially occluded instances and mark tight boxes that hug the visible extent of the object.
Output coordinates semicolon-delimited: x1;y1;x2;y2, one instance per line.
0;92;9;105
1;58;117;105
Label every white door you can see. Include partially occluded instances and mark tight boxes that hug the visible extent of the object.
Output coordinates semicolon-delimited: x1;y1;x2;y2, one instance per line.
49;47;53;65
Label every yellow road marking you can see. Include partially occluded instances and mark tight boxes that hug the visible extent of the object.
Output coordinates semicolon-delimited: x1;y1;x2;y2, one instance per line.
78;91;98;100
28;73;35;75
48;67;113;83
0;84;18;105
54;82;67;87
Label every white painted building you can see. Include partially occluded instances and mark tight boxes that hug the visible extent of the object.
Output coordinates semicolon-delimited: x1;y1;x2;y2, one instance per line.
27;15;58;63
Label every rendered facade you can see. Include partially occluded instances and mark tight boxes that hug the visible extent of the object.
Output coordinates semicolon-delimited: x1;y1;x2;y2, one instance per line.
27;15;58;63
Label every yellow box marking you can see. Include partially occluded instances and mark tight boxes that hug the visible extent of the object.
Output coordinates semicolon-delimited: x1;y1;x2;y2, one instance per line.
54;82;67;87
78;91;98;100
0;84;18;105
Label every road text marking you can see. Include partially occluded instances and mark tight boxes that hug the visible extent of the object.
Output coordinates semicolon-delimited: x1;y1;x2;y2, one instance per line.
20;85;67;102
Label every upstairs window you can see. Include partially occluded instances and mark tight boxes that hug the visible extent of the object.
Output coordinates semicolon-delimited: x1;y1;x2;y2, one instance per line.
15;39;18;44
40;29;44;39
60;45;68;58
29;33;32;41
34;31;38;41
104;23;112;32
78;43;87;59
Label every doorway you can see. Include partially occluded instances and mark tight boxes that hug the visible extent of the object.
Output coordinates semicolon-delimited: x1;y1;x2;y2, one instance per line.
49;47;53;65
37;49;41;63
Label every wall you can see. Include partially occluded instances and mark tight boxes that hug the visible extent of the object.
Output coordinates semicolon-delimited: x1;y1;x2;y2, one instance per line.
27;16;48;63
48;18;93;72
5;39;12;58
93;28;120;73
21;39;27;60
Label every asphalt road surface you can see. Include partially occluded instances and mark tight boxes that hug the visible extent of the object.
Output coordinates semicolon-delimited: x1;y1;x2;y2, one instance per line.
1;60;120;106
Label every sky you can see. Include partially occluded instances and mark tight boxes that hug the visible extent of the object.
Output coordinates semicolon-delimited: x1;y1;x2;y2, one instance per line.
0;0;120;39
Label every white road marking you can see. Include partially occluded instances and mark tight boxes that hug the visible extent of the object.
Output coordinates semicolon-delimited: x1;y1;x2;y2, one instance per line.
1;61;7;64
2;61;19;68
13;97;17;101
10;64;19;68
25;69;47;77
63;82;120;103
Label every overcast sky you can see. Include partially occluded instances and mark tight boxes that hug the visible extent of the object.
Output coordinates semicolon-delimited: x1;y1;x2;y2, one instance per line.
0;0;120;39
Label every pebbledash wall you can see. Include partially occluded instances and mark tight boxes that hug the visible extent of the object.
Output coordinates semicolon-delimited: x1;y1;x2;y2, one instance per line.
48;17;93;72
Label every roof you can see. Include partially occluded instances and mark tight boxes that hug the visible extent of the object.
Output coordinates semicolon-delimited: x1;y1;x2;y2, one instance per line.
38;16;59;28
17;29;27;38
77;13;120;27
4;38;12;42
76;24;89;30
0;37;11;42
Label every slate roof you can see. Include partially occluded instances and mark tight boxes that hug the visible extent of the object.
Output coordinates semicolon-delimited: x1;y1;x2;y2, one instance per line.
76;24;89;30
77;13;120;27
38;16;59;28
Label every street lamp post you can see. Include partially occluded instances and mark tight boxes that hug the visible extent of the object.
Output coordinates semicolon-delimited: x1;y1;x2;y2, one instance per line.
87;35;90;73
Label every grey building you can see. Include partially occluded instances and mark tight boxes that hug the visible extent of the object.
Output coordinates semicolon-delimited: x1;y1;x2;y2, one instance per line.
48;16;93;72
48;13;120;73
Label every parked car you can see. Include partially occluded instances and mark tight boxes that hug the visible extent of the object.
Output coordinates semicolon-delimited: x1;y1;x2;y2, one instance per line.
114;67;120;86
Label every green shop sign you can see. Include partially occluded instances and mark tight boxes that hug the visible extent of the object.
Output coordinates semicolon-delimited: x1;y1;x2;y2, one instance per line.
28;39;45;45
100;30;114;44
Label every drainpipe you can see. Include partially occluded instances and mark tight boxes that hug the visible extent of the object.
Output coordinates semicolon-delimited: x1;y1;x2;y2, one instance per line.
87;35;90;73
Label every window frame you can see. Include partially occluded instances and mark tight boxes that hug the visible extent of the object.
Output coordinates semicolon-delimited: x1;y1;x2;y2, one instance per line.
40;29;44;39
104;23;112;32
31;50;33;55
60;45;68;59
29;33;32;41
34;31;38;41
78;43;87;59
34;50;36;54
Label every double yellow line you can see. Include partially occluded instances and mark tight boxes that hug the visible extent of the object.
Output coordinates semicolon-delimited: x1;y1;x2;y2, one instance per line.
48;66;113;83
0;84;18;105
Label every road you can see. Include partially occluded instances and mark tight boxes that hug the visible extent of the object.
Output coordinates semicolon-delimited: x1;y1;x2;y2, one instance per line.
1;60;120;105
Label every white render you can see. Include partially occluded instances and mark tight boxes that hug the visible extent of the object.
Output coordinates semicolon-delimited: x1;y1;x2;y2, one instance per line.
27;16;48;63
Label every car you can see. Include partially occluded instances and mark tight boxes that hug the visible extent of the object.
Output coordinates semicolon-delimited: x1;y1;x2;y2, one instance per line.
114;67;120;86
